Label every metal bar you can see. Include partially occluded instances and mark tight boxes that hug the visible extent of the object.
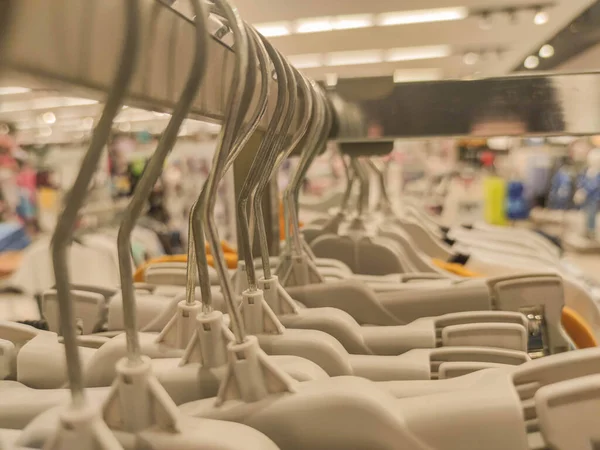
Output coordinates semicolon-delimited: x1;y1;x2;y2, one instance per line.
329;72;600;141
0;0;274;127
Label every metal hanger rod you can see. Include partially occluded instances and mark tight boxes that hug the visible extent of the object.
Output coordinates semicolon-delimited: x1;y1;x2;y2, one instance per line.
50;0;139;407
116;0;208;362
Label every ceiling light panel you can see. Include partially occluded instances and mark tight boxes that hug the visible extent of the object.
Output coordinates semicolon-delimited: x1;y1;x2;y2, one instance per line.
254;21;291;37
331;14;374;31
295;17;333;34
524;55;539;69
0;87;31;95
393;69;443;83
326;50;383;66
378;7;468;27
386;45;451;62
539;44;554;58
533;9;549;25
288;53;323;69
0;96;98;113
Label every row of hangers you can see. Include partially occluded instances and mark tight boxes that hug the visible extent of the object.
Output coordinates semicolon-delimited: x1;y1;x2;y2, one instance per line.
1;0;600;449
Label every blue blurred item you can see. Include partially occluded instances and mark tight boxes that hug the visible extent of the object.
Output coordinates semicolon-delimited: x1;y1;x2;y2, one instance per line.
506;180;530;220
578;170;600;237
0;222;30;252
548;167;575;210
16;189;36;222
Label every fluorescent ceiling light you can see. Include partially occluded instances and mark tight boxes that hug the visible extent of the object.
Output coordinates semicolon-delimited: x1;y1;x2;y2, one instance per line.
524;55;539;69
393;69;443;83
332;14;373;30
288;53;323;69
385;45;451;62
296;17;333;34
326;50;383;67
42;112;56;124
0;96;98;113
534;10;549;25
378;7;468;27
0;87;31;95
254;22;291;37
539;44;554;58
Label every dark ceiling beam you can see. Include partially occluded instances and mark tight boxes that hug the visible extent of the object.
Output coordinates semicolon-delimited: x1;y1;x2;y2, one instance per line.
514;1;600;71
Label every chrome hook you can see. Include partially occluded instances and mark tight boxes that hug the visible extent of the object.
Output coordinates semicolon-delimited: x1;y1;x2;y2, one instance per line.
366;158;392;214
284;84;332;257
237;37;293;291
199;0;250;344
188;21;270;313
116;0;208;363
50;0;139;407
252;63;311;280
351;157;370;220
340;154;357;215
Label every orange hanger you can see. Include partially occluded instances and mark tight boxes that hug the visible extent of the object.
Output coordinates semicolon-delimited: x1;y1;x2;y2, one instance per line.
205;240;236;255
279;199;303;241
561;306;598;349
134;242;238;282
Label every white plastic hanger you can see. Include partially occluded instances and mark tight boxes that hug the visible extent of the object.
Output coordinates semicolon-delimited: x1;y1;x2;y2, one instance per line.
235;159;569;364
267;152;569;357
171;16;600;444
398;196;600;340
1;17;329;433
12;2;283;448
213;70;530;362
402;195;561;263
233;56;535;379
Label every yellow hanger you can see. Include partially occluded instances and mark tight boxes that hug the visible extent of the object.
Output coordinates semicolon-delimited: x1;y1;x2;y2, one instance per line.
432;259;483;278
134;242;238;282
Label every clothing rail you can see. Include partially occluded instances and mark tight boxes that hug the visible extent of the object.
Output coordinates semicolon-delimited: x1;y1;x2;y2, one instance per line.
4;2;600;142
0;0;273;128
329;71;600;143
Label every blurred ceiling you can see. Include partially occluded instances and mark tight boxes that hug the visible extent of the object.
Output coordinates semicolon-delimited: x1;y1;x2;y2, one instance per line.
1;0;597;145
175;0;595;81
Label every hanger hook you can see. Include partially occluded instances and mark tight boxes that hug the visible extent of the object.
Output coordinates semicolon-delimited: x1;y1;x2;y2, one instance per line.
200;0;250;344
116;0;208;363
351;158;370;218
50;0;139;407
338;153;356;215
251;63;312;280
282;85;322;256
275;71;314;254
365;158;391;213
284;85;332;257
237;37;292;291
189;20;269;313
